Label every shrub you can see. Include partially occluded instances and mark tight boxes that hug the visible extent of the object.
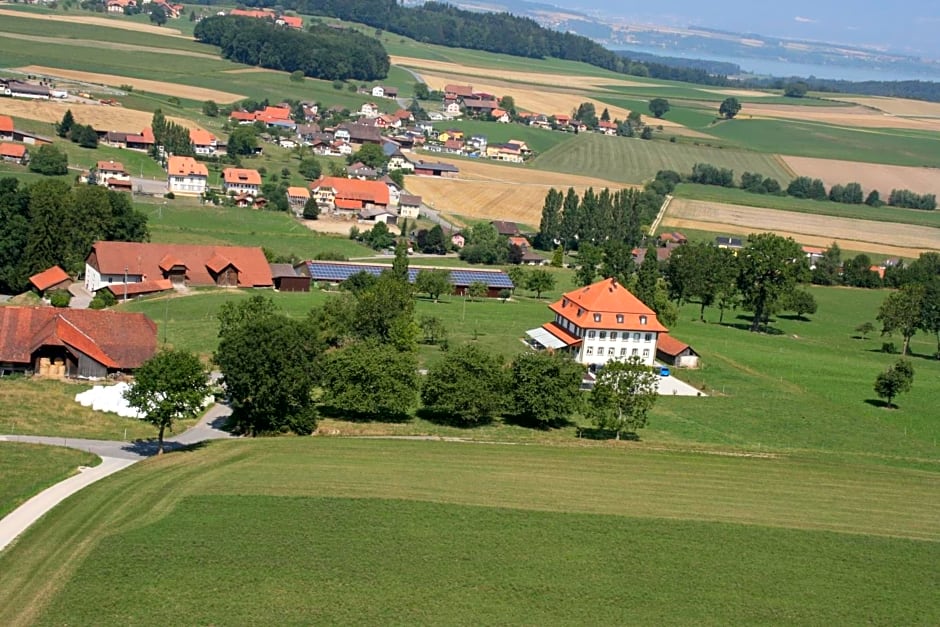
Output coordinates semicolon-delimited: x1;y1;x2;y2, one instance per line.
88;296;106;309
881;342;897;354
164;191;175;199
49;289;71;308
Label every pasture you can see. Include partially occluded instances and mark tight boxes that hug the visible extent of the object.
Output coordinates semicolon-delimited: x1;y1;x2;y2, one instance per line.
0;442;98;519
533;133;792;184
0;438;937;626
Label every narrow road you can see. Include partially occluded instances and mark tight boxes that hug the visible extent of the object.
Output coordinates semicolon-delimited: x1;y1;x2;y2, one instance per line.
0;403;234;552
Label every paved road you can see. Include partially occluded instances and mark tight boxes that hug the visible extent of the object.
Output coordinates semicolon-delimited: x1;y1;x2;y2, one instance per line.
0;403;234;552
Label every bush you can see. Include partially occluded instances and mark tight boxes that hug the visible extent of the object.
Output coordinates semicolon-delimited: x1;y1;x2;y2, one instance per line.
164;191;175;199
881;342;897;354
49;289;71;308
88;296;106;309
97;289;117;307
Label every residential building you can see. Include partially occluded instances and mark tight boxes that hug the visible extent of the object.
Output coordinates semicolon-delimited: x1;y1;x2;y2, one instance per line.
95;160;130;187
166;155;208;196
398;194;422;219
222;167;262;196
359;102;380;118
387;151;414;172
526;277;667;367
0;115;15;141
309;176;390;212
443;84;473;98
491;220;521;237
189;129;219;156
0;306;157;378
286;186;310;210
84;241;273;292
0;142;27;164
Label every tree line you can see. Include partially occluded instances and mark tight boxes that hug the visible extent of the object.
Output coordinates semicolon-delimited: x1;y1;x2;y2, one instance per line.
194;15;389;81
0;177;149;293
873;253;940;358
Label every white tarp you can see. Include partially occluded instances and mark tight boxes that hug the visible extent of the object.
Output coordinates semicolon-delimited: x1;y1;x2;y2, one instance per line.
526;326;567;350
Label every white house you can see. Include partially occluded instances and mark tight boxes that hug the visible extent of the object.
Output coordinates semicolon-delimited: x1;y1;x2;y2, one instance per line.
398;194;421;219
222;167;262;197
95;160;130;186
359;102;380;118
166;155;208;196
526;277;667;367
189;129;219;156
387;151;414;172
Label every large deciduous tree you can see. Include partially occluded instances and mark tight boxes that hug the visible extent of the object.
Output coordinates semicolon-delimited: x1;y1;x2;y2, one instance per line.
421;344;508;425
873;359;914;408
587;356;659;440
737;233;805;332
322;339;418;420
719;97;741;119
124;349;209;454
648;98;670;118
415;268;451;301
877;283;925;356
525;269;556;299
509;352;583;427
28;144;68;176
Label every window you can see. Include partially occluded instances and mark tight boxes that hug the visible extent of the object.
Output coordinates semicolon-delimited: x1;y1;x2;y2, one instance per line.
593;313;601;323
633;333;641;341
577;308;584;316
645;333;652;342
587;330;596;339
643;349;650;358
610;332;618;340
598;331;606;340
586;347;593;356
640;315;647;325
616;314;624;323
632;348;638;356
620;348;626;356
608;347;615;356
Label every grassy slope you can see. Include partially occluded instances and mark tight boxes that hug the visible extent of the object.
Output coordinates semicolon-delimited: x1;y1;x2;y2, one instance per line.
0;439;936;625
0;442;99;519
533;133;792;184
672;183;940;229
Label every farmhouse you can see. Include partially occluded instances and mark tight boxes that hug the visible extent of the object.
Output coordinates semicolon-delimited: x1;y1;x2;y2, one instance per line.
526;277;667;367
0;142;28;164
84;242;273;292
189;129;220;156
1;80;50;100
0;306;157;378
716;236;744;250
337;123;383;146
398;194;422;219
444;84;474;99
94;160;130;188
301;261;514;297
28;266;71;296
309;176;389;212
491;220;521;237
223;167;262;196
166;156;208;196
655;333;700;368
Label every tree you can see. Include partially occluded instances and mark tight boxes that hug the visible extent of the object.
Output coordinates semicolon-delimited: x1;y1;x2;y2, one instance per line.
413;82;430;100
510;351;584;427
873;359;914;408
525;269;556;299
349;143;388;169
419;315;447;344
352;272;417;350
227;126;258;156
302;197;320;220
537;188;562;250
215;310;320;436
321;339;418;420
421;344;508;425
149;5;167;25
865;190;882;207
498;95;515;113
719;97;741;119
648;98;670;118
782;288;818;319
783;82;808;98
415;268;451;301
467;281;488;301
55;109;75;138
855;321;875;340
290;70;305;82
551;246;563;267
587;356;659;440
298;157;322;180
877;284;925;355
28;144;68;175
737;233;805;332
202;100;219;117
640;126;653;140
919;279;940;358
634;246;660;309
123;349;209;454
843;254;881;288
575;242;601;286
811;242;842;286
391;238;409;282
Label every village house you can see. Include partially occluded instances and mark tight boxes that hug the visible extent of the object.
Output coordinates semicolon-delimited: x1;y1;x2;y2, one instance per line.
166;155;208;196
0;307;157;378
94;160;130;188
490;220;521;237
597;120;618;135
716;236;744;251
371;85;399;99
451;232;466;248
309;176;389;213
223;167;262;197
659;232;688;245
398;194;422;219
0;115;14;141
286;186;310;212
189;129;219;156
358;206;399;226
336;123;383;147
84;241;274;292
0;142;28;165
526;277;668;367
387;151;414;172
443;101;462;116
359;102;381;118
444;84;474;99
276;15;302;28
347;162;378;179
491;108;510;123
802;245;826;269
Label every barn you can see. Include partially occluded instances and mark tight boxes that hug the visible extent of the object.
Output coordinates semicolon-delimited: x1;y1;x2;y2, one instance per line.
300;261;513;297
270;264;310;292
655;334;700;368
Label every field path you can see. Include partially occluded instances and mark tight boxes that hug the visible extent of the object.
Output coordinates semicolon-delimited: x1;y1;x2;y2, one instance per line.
0;404;234;553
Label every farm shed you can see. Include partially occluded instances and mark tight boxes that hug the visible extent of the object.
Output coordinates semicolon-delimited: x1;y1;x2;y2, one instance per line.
270;264;310;292
301;261;513;297
656;334;700;368
28;266;71;296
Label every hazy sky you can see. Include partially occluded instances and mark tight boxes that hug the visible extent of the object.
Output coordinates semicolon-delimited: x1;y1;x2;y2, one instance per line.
565;2;940;58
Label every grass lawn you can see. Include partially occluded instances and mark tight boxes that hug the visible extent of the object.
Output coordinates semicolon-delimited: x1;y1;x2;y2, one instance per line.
673;183;940;229
533;133;792;184
0;378;179;441
1;438;937;625
0;442;99;519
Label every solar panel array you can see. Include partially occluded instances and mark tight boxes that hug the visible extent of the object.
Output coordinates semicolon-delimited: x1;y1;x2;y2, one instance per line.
306;262;514;289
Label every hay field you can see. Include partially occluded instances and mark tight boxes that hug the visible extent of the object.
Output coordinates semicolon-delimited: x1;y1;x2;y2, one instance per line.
0;98;199;130
782;156;940;198
835;96;940;117
664;198;940;257
0;8;188;37
404;155;626;223
17;65;243;103
742;102;940;132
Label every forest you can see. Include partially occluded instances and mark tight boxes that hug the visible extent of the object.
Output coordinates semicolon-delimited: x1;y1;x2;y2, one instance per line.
194;15;389;81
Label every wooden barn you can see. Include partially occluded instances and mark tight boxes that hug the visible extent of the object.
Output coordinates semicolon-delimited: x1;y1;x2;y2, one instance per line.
655;334;700;368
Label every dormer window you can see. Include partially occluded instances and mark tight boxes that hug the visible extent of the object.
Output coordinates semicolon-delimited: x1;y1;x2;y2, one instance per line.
563;298;568;307
593;313;601;323
616;314;624;324
640;315;647;325
577;308;584;317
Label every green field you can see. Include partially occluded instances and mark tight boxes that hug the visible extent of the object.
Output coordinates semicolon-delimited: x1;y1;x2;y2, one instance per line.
673;183;940;229
533;133;793;184
1;438;937;625
0;442;99;519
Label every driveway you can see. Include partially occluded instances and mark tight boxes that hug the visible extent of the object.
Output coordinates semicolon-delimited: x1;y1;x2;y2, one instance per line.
0;403;235;552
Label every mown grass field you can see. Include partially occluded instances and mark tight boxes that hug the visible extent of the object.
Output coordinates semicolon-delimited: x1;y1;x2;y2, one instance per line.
672;183;940;228
0;442;99;519
533;133;792;184
0;438;937;625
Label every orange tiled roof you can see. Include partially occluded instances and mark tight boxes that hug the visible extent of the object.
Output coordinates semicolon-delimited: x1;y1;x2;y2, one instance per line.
656;333;691;357
29;266;69;291
310;176;389;206
97;160;126;172
229;111;257;122
189;129;216;146
280;15;302;28
105;279;172;297
0;306;157;368
549;277;668;332
542;322;581;346
166;156;208;177
0;143;26;158
89;241;272;287
0;115;13;133
287;186;310;198
223;167;261;185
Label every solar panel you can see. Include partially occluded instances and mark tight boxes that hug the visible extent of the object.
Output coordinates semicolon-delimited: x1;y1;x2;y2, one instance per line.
307;262;513;289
